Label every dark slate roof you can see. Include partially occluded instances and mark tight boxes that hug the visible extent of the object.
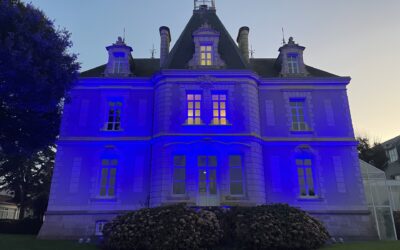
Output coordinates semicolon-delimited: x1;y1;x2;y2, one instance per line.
249;58;338;78
80;58;338;78
164;9;248;69
382;135;400;147
80;58;160;77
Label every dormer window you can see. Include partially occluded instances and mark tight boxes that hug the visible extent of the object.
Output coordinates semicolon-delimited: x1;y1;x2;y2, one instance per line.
104;37;133;77
189;23;225;69
200;45;213;66
287;53;300;74
112;52;125;74
278;37;309;77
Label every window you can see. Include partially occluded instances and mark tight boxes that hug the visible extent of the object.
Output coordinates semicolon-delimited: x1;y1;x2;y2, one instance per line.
229;155;244;195
112;52;125;74
296;158;316;197
200;45;212;66
388;148;399;163
212;94;227;125
95;220;108;236
290;100;308;131
99;159;117;197
0;207;17;219
173;155;186;195
106;102;122;131
187;94;202;125
287;53;300;74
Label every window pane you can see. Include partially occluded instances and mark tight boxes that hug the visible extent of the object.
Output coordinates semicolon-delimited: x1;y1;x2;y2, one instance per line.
209;169;216;181
208;156;217;167
187;94;194;100
195;95;201;100
230;168;242;181
198;156;207;167
174;168;186;180
102;159;110;166
199;170;207;181
195;118;201;124
100;187;107;196
200;46;205;51
195;102;200;109
220;110;226;117
188;102;193;109
188;110;193;117
101;169;108;185
195;110;200;117
230;182;243;195
209;182;217;194
296;159;303;166
220;118;227;125
220;95;226;100
187;118;194;125
199;182;207;193
304;159;312;166
212;95;218;101
220;102;226;109
174;156;186;167
213;110;219;117
173;182;186;194
229;156;242;167
213;102;219;109
108;187;115;197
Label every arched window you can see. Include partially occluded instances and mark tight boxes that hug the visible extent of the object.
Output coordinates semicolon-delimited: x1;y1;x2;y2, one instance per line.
295;145;317;197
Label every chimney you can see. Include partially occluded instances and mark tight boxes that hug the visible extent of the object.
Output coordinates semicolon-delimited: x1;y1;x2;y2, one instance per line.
237;26;250;63
159;26;171;68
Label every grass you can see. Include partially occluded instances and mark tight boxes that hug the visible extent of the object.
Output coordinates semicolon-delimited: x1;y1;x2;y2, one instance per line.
0;234;98;250
321;241;400;250
1;234;400;250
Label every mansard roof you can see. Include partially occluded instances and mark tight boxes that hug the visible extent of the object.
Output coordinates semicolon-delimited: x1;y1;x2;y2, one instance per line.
80;58;160;78
80;58;338;78
164;8;248;69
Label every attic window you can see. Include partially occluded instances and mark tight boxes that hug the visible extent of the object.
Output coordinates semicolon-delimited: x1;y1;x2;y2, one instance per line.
200;45;213;66
287;53;300;74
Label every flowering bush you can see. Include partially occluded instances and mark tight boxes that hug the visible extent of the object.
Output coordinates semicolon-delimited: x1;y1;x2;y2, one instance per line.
102;204;222;250
231;204;330;250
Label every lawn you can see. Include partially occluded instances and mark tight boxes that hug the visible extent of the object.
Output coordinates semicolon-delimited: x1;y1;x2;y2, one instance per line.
1;234;400;250
0;234;97;250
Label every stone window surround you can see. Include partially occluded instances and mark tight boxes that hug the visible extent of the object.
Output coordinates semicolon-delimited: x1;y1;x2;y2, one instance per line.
188;23;225;69
283;91;315;134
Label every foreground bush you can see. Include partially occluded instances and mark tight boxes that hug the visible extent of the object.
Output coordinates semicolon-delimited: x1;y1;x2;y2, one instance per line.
102;204;222;250
231;204;330;250
0;219;42;234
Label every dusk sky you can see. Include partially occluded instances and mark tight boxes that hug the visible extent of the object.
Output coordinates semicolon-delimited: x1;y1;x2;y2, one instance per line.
23;0;400;142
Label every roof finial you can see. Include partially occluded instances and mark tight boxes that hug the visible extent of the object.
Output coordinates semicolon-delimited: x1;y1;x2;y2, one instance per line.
250;45;255;59
150;44;157;59
281;27;286;45
123;28;126;42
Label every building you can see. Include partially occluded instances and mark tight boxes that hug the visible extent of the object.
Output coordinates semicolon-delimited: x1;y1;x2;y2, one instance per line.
382;135;400;179
0;191;19;220
360;160;398;240
39;1;377;240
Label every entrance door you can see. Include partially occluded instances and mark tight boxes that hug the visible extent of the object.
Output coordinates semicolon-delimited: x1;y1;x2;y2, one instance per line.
197;155;219;206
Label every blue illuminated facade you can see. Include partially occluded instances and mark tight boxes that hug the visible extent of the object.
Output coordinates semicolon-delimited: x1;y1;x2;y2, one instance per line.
39;4;377;240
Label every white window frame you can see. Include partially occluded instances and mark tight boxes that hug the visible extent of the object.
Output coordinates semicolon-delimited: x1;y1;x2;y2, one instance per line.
99;159;117;198
200;45;213;66
388;148;399;163
290;99;308;131
287;53;300;74
229;155;244;195
95;220;108;236
187;93;202;125
296;158;316;197
173;155;186;195
113;57;124;74
212;93;227;125
106;101;122;131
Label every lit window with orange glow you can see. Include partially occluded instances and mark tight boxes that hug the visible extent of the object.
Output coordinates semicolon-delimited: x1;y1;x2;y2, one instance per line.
187;94;202;125
200;45;212;66
212;94;227;125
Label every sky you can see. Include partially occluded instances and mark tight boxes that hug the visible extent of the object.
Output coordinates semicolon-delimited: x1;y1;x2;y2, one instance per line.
22;0;400;142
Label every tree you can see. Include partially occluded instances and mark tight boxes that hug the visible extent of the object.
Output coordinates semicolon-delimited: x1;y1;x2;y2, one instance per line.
0;0;79;218
357;136;388;171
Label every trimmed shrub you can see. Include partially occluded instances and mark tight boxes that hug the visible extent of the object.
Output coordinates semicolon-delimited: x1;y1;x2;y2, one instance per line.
0;219;42;234
230;204;330;250
102;204;222;250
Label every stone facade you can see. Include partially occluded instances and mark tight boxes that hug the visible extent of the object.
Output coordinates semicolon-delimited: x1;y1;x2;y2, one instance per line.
39;4;377;240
